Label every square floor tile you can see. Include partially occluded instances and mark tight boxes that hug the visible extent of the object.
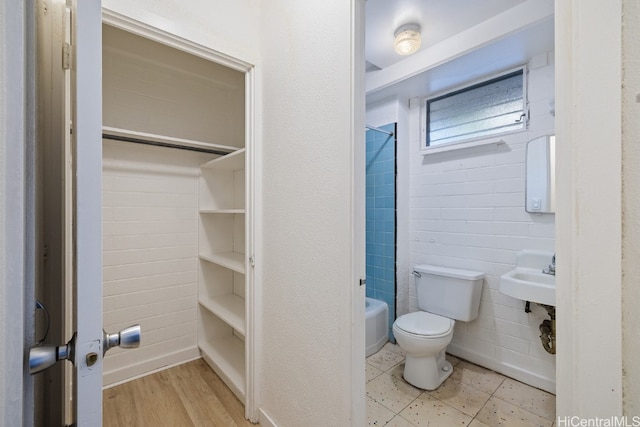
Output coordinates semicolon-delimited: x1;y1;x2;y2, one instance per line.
469;420;492;427
383;342;406;357
446;353;462;367
385;415;416;427
450;361;506;394
367;363;384;383
367;396;396;426
367;346;405;372
475;396;554;427
493;378;556;421
428;377;491;417
387;362;405;381
366;373;421;413
399;393;472;426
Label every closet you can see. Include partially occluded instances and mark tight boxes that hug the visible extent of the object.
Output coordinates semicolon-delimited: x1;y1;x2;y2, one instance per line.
101;24;251;406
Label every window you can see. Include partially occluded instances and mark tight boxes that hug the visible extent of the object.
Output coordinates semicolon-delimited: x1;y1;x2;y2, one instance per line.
424;68;527;148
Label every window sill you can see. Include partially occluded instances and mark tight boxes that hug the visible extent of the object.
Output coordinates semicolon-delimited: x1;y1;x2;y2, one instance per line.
421;138;505;155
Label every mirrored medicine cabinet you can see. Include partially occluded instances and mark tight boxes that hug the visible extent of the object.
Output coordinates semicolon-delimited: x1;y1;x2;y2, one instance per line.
525;135;556;214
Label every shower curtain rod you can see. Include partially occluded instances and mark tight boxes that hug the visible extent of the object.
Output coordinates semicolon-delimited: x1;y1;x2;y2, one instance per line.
102;133;233;155
365;125;394;136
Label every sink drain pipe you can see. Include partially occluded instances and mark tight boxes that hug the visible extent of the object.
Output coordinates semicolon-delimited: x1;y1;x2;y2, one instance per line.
539;304;556;354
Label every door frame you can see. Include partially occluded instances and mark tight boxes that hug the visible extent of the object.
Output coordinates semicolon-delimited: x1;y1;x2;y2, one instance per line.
1;0;36;425
100;9;261;421
554;0;624;417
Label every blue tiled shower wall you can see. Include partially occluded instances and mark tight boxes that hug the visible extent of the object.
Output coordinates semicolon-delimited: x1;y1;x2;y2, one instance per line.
365;123;396;342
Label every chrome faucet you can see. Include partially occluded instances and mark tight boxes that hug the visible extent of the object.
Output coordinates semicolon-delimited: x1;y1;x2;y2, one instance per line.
543;254;556;276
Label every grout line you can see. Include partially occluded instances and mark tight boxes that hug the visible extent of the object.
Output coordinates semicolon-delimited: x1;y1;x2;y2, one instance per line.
489;394;556;424
366;347;556;427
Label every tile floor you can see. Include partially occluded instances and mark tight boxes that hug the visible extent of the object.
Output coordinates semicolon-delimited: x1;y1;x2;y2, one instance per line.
366;343;556;426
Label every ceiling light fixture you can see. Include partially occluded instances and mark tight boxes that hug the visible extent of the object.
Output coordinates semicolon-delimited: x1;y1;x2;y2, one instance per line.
394;23;421;56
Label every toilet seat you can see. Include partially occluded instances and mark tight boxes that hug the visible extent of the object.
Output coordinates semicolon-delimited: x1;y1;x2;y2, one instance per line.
395;312;453;338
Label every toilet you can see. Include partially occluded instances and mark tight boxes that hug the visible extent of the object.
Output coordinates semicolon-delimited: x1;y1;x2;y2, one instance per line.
393;264;484;390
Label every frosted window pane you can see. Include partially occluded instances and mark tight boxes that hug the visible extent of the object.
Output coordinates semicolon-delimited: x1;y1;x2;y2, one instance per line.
427;70;525;146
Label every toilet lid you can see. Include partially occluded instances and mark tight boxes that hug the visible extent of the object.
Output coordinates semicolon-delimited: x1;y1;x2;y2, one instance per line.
395;312;453;336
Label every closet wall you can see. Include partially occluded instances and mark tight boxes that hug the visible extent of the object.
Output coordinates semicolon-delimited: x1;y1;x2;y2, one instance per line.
101;25;245;386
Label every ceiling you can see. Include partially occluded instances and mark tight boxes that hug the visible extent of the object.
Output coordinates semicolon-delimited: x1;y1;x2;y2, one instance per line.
364;0;555;102
365;0;529;71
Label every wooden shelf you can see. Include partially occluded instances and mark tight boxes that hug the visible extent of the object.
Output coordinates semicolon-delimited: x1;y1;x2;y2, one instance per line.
199;294;245;335
201;148;246;170
199;251;245;274
199;336;246;402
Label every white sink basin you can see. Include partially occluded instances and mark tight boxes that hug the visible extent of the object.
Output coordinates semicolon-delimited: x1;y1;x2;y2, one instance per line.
499;250;555;306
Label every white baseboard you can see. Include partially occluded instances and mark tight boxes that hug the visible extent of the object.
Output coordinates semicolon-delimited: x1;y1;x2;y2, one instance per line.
258;408;278;427
447;343;556;394
103;346;201;388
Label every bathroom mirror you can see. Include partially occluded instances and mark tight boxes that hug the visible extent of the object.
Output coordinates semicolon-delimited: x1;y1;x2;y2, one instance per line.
525;135;556;213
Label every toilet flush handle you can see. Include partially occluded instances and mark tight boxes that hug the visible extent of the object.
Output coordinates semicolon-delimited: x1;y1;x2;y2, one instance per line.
412;271;421;278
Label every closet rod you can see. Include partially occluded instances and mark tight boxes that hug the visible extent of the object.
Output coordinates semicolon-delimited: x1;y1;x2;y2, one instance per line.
365;125;394;136
102;133;232;155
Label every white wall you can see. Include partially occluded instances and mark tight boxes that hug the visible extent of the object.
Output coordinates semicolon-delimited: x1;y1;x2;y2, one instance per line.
409;60;556;392
0;0;31;425
622;0;640;414
259;1;364;425
555;1;624;417
102;0;260;66
368;57;557;393
102;2;365;425
102;142;209;385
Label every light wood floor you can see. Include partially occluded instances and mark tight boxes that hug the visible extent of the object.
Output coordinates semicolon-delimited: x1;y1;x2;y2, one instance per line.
103;359;259;427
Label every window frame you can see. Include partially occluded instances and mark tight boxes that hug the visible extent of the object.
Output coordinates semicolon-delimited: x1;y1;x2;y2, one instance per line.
421;66;529;153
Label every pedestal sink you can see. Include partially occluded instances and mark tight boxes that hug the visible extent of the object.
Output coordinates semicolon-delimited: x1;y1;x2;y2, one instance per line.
499;250;555;306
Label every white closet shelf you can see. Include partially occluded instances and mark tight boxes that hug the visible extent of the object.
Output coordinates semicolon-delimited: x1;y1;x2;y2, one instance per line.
102;126;240;153
199;294;246;335
199;209;245;214
199;251;246;274
200;337;246;401
201;148;246;170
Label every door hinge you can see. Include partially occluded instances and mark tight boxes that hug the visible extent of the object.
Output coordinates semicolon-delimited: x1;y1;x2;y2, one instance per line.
62;43;71;70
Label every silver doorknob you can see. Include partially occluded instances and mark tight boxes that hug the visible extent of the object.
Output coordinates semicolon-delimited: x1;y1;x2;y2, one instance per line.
29;333;76;375
103;324;141;356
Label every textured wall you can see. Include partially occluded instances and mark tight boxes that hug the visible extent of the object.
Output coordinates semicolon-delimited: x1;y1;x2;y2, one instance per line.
259;1;363;425
622;0;640;414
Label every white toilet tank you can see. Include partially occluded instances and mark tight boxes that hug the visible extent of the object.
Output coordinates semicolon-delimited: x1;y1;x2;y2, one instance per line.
414;264;484;322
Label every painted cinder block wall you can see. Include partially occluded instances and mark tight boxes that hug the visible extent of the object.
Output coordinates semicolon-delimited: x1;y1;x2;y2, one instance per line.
406;57;556;392
368;55;556;393
102;142;209;385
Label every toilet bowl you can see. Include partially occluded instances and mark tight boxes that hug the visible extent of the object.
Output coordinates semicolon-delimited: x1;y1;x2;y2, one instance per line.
393;311;455;390
393;264;484;390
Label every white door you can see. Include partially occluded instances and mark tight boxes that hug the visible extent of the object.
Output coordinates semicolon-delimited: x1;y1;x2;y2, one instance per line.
69;0;104;423
28;1;140;425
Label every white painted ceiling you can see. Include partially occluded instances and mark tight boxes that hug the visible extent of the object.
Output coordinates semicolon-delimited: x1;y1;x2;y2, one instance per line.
365;0;528;71
365;0;555;102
